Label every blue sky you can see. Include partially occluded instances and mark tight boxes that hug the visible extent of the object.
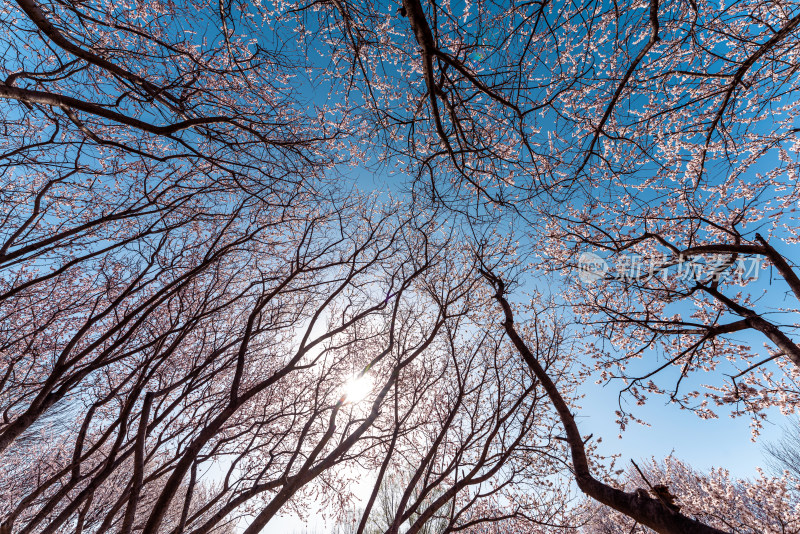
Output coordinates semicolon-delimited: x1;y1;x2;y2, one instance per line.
194;1;798;529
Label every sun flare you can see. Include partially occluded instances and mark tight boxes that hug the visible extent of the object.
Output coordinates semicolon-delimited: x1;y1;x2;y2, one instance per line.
342;374;373;404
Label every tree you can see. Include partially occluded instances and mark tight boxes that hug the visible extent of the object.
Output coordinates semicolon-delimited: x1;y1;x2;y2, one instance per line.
524;0;800;433
3;0;800;532
765;416;800;480
338;318;578;534
479;267;727;534
581;456;800;534
0;0;340;455
538;160;800;432
277;0;800;437
0;199;479;534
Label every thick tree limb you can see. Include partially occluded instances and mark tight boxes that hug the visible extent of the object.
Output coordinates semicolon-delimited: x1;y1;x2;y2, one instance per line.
480;269;729;534
14;0;180;107
0;83;229;136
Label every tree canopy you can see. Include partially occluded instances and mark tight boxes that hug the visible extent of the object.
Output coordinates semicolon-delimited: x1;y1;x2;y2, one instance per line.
1;0;800;533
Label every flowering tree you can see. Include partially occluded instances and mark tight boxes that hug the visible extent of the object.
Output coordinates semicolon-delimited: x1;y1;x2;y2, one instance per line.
581;457;800;534
532;0;800;429
276;0;800;435
3;0;800;532
0;0;341;454
0;194;504;533
339;313;578;534
479;267;728;534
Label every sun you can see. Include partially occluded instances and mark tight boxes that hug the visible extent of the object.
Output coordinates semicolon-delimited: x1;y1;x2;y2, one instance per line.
341;374;373;404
